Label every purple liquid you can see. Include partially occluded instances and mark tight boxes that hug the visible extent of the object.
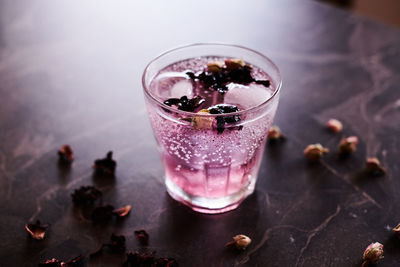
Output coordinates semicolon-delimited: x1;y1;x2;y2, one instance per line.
147;57;277;213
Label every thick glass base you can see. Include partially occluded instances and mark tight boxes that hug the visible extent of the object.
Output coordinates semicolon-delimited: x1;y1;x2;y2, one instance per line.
165;176;256;214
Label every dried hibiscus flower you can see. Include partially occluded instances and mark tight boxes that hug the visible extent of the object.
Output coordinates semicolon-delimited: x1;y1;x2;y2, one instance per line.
362;242;384;266
38;255;83;266
208;104;241;134
326;119;343;133
25;220;49;240
303;144;329;162
91;205;115;223
113;205;132;217
338;136;359;156
71;186;102;206
225;234;252;250
163;95;205;112
90;233;126;257
134;230;149;246
58;145;74;163
267;126;286;142
93;151;117;175
186;59;270;95
365;157;386;175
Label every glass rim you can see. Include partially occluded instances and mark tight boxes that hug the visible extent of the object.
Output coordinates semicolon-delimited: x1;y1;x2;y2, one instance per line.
142;43;282;117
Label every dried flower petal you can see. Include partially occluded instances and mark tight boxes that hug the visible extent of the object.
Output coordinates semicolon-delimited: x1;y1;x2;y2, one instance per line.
134;230;149;246
38;255;83;266
303;144;329;162
225;234;252;250
25;220;49;240
393;224;400;238
91;205;114;223
362;242;384;266
206;61;224;73
366;157;386;175
93;151;117;175
71;186;102;206
113;205;132;217
58;145;74;163
267;126;285;141
338;136;359;155
326;119;343;133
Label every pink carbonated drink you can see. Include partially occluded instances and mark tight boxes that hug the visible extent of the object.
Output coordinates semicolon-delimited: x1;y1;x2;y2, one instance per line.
143;44;281;213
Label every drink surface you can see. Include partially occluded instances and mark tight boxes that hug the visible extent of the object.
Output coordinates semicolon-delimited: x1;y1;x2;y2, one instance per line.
149;56;274;112
146;57;278;207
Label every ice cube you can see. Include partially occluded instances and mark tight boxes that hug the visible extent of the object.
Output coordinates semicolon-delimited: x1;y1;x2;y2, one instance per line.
224;83;273;109
152;72;193;99
169;79;193;98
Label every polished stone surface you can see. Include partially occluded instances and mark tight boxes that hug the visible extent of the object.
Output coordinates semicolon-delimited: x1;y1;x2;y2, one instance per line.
0;0;399;266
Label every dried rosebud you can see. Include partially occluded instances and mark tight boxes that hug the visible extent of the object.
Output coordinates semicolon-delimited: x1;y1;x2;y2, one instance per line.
206;61;224;73
267;126;285;141
192;109;213;130
225;234;252;250
326;119;343;133
225;58;245;70
134;230;149;246
58;145;74;163
25;220;49;240
91;205;114;223
366;157;386;175
338;136;359;155
93;151;117;175
303;144;329;162
39;255;83;266
71;186;102;206
362;242;384;265
393;224;400;238
113;205;132;217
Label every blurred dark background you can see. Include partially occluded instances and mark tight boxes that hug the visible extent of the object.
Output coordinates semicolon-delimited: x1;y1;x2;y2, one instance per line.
318;0;400;28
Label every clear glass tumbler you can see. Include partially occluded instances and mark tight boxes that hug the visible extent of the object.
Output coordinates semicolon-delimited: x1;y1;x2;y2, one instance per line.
142;43;281;213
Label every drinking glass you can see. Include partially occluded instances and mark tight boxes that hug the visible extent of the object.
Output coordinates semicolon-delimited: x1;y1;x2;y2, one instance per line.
142;43;281;213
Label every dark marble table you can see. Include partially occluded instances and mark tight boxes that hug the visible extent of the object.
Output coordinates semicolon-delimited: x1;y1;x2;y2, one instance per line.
0;0;400;266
